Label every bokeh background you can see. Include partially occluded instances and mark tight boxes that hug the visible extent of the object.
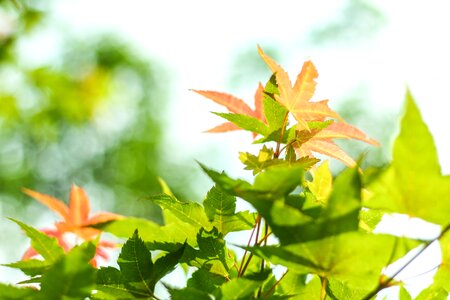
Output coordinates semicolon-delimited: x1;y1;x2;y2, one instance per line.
1;0;450;297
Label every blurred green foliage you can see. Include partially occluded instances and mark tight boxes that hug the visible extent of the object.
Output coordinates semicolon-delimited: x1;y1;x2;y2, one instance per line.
308;0;386;46
0;0;191;220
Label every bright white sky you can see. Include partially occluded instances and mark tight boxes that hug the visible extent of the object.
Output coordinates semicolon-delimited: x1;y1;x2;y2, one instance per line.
52;0;450;173
4;0;450;297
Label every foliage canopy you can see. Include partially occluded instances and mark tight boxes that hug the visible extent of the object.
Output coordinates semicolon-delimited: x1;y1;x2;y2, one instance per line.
1;37;449;300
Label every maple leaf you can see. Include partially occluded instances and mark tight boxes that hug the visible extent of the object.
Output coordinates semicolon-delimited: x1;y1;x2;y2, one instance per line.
257;46;344;130
23;184;123;240
257;46;379;166
192;83;266;136
21;228;71;260
21;228;117;268
294;121;380;167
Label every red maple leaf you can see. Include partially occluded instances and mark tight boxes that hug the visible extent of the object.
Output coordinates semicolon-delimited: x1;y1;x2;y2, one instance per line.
23;184;123;240
192;83;266;137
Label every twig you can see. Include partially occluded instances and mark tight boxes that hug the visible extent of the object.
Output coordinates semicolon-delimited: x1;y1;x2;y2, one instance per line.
257;221;269;298
263;270;289;298
320;276;327;300
239;231;273;279
400;264;441;282
239;252;254;277
256;231;272;246
361;224;450;300
278;139;296;157
274;112;289;158
238;214;261;277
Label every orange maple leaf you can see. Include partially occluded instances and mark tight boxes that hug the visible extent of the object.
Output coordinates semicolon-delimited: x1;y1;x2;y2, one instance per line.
23;184;123;240
21;228;116;268
257;46;379;166
294;122;380;167
257;46;344;130
192;83;266;136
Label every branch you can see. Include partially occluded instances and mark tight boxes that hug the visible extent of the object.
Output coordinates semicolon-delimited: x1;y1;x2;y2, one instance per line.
362;223;450;300
238;214;261;277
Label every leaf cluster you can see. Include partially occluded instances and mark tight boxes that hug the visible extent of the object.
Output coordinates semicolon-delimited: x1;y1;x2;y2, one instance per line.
2;47;450;300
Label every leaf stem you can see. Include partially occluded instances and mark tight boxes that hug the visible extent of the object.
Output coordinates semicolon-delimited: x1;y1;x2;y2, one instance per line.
362;223;450;300
278;139;296;157
320;276;327;300
274;112;290;158
401;263;441;281
263;270;289;298
238;214;261;277
239;252;254;277
239;220;271;277
257;221;269;298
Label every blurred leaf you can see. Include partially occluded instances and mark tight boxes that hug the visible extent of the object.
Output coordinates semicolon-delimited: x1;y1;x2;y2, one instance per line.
200;163;304;202
39;242;96;299
306;160;332;205
187;267;227;294
434;229;450;292
23;185;122;240
248;232;419;290
21;9;44;32
0;95;19;122
289;275;322;299
326;279;371;300
273;272;308;298
309;0;386;45
263;167;361;245
415;285;449;300
359;209;383;232
211;210;256;235
167;286;212;300
9;219;64;262
217;270;270;300
0;283;37;299
239;146;284;175
150;194;211;230
3;259;50;277
399;286;412;300
365;92;450;226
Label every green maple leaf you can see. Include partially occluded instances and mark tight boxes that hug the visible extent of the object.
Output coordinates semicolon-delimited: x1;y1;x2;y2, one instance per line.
433;229;450;292
248;232;420;291
203;186;255;235
9;219;64;263
0;283;38;300
95;230;185;299
39;242;96;299
364;91;450;226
